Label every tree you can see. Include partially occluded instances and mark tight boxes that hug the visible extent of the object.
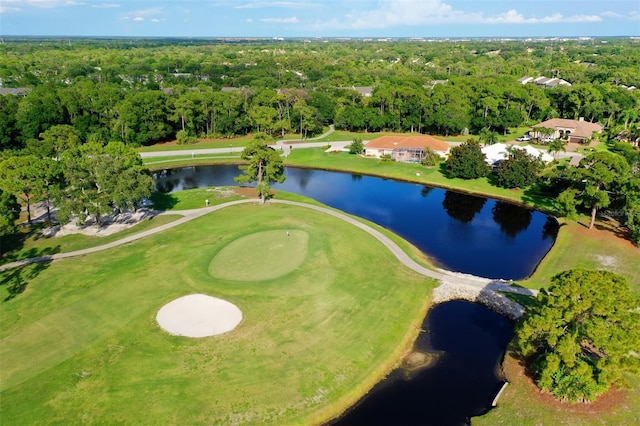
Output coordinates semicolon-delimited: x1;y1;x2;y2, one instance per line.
349;137;364;155
495;148;543;189
29;124;81;160
0;155;41;223
558;151;630;229
444;140;490;179
478;127;499;146
622;175;640;246
0;188;20;232
515;269;640;402
235;134;285;202
56;142;153;225
547;139;567;160
421;147;441;167
0;188;21;255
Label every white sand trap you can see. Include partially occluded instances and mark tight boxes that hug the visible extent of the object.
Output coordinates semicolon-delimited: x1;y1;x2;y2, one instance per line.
156;294;242;338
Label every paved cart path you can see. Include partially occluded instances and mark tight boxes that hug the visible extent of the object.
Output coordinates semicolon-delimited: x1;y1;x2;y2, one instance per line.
0;199;536;297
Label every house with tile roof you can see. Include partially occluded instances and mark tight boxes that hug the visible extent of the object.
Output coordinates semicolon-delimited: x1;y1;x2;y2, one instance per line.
364;135;450;163
532;118;603;143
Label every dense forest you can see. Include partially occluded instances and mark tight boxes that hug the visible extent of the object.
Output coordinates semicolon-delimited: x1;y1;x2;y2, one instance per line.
1;37;639;149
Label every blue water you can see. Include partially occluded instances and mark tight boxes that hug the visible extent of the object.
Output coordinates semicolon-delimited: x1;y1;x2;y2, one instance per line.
154;165;557;280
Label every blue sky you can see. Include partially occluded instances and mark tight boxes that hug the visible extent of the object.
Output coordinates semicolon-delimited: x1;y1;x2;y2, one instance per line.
1;0;639;38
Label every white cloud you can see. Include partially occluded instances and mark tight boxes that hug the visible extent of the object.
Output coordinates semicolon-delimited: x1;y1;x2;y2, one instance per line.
261;16;299;23
601;11;623;18
245;18;253;22
2;0;85;8
122;7;162;20
235;1;318;9
331;0;605;30
92;3;120;8
134;16;143;21
0;6;22;13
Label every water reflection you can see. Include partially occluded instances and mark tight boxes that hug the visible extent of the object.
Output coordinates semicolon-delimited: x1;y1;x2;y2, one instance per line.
492;201;533;238
442;191;488;223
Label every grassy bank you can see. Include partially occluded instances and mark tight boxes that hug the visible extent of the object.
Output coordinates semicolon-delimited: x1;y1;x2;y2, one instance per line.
0;202;434;425
480;219;640;425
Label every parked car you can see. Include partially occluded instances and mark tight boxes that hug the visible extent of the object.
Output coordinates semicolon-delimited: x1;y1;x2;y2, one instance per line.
139;198;154;208
540;136;555;143
516;134;532;142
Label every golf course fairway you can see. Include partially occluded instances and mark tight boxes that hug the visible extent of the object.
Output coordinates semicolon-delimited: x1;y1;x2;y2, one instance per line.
0;202;434;425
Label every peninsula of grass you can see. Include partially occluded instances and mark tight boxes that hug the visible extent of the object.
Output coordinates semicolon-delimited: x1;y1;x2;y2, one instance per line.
0;202;434;425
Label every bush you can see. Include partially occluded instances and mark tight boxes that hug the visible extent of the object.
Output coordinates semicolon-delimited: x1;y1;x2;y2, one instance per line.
421;148;441;167
176;130;197;145
444;140;490;179
495;148;543;189
349;137;364;155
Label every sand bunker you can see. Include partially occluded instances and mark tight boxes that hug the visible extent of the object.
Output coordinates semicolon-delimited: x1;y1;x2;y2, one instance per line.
156;294;242;338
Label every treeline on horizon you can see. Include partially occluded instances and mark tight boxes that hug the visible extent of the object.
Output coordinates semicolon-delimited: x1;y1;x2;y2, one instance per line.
1;38;639;149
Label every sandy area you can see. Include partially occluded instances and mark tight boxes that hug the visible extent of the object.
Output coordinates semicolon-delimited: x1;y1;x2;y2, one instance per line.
31;202;159;238
156;294;243;338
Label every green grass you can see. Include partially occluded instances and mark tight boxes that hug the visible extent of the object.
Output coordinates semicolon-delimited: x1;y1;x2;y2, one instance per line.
0;215;180;264
477;217;640;426
475;354;640;426
521;220;640;291
1;187;251;265
209;229;309;281
0;203;434;425
137;137;253;152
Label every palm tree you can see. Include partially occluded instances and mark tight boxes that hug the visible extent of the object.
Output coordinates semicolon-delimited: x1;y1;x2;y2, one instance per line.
478;127;499;146
548;139;566;160
621;109;638;130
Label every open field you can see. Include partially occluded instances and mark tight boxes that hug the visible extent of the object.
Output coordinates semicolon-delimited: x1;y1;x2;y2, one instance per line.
0;202;434;425
521;219;640;291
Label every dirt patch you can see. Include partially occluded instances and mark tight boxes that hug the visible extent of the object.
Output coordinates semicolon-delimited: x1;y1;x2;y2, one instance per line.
233;186;258;197
503;354;627;416
574;219;639;252
401;351;437;372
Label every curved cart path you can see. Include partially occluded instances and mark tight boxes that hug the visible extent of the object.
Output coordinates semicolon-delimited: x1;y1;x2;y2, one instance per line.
0;199;536;296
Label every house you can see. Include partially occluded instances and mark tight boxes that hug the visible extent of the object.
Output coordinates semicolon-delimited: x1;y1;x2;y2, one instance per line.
0;87;30;97
481;143;553;166
518;76;571;88
339;86;373;97
533;118;603;143
364;135;450;163
615;130;640;147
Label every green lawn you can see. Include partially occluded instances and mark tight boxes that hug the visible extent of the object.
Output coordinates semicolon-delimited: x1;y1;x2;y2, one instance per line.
479;217;640;425
521;220;640;291
0;203;434;425
0;187;250;265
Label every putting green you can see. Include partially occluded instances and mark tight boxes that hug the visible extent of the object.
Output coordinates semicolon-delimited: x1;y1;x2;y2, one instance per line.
209;229;309;281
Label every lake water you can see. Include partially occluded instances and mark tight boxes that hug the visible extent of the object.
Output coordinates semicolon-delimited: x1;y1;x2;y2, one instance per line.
155;165;558;280
331;300;514;426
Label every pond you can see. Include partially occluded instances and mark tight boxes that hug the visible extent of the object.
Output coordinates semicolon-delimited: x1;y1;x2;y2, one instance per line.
154;165;558;280
331;300;514;426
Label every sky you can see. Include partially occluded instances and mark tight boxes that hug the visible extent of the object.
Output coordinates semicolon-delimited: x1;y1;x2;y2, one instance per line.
1;0;639;38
